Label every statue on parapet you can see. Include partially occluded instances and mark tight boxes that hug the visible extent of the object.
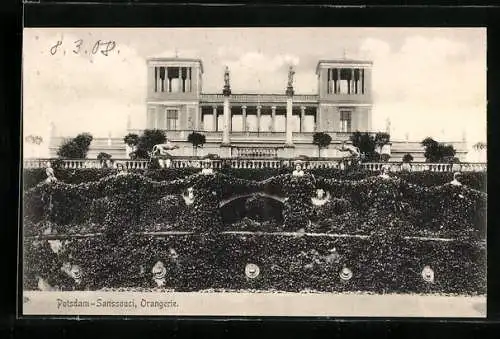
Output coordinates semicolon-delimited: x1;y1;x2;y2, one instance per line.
223;66;231;96
379;164;391;179
292;160;305;177
224;66;230;87
287;65;295;88
151;140;178;168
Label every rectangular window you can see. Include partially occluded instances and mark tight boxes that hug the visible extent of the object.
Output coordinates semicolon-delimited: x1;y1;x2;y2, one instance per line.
338;68;355;94
166;109;178;130
340;110;351;132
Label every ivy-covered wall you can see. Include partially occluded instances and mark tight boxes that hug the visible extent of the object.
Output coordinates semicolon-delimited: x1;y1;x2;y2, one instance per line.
24;234;485;294
22;169;487;294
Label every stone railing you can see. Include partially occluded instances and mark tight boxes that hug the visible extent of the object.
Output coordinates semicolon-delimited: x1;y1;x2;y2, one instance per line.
200;93;319;104
23;158;487;172
360;162;487;173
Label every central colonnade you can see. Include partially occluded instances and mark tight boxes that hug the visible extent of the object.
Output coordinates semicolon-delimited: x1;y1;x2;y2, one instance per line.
201;104;317;134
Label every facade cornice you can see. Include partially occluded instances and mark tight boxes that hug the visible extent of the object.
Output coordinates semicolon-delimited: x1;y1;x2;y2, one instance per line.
316;60;373;74
147;58;204;73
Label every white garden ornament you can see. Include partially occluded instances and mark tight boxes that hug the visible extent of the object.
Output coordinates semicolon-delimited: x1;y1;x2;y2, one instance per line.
152;261;167;287
182;187;195;205
339;267;353;281
292;161;305;177
311;189;330;206
379;165;391;179
422;265;435;283
61;263;83;284
48;239;63;254
450;172;463;187
45;166;57;184
245;263;260;279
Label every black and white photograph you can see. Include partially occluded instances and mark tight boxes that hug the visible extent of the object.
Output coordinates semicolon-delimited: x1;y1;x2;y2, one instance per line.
21;27;487;317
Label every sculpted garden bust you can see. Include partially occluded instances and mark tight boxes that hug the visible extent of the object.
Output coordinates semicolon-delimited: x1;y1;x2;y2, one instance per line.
45;163;57;184
379;165;391;179
152;261;167;287
182;187;195;205
450;172;463;186
311;188;330;206
292;161;305;177
116;163;128;176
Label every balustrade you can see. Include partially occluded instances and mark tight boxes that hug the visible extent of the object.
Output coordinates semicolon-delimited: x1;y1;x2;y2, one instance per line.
23;158;487;172
200;93;318;103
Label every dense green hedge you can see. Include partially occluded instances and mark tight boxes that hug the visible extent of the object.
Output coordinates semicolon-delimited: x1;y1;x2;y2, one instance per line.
23;234;486;294
22;169;487;294
23;171;487;239
23;168;487;192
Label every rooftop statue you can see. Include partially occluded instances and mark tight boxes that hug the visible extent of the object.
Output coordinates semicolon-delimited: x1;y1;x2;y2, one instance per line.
224;66;230;88
287;65;295;88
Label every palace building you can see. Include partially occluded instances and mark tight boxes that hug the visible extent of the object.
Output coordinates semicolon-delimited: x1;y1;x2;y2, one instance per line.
48;57;467;161
133;57;373;158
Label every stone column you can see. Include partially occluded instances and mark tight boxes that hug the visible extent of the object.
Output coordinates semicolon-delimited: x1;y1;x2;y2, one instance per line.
350;68;355;94
242;105;247;132
285;93;293;145
178;67;182;93
223;99;230;144
221;66;232;152
336;68;341;93
300;106;306;132
196;106;201;130
212;106;217;131
256;105;261;132
271;106;276;132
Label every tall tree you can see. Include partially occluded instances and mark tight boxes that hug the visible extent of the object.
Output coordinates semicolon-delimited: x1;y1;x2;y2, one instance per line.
312;132;332;158
123;133;140;159
123;133;139;147
402;153;414;163
375;132;390;145
57;133;93;159
24;135;44;157
421;137;456;162
97;152;112;167
187;132;206;156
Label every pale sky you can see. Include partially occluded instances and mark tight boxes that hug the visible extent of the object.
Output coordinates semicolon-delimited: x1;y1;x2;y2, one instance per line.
22;27;486;156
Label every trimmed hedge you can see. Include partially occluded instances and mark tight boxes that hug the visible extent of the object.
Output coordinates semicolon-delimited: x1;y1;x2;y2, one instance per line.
23;233;486;294
23;168;487;192
22;169;487;294
23;171;487;239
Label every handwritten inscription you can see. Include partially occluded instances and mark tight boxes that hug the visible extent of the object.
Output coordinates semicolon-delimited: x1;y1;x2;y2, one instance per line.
50;39;119;56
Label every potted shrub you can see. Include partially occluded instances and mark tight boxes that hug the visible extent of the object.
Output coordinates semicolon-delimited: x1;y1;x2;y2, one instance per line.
97;152;112;168
450;157;462;172
312;132;332;158
401;153;413;171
